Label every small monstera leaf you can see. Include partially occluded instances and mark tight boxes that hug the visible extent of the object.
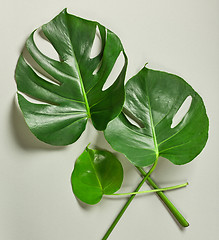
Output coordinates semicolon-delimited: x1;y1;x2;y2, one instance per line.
104;67;209;167
71;147;123;205
16;9;127;145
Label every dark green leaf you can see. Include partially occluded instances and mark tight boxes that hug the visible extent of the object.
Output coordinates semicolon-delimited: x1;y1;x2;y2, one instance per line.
104;67;209;167
16;9;127;145
71;147;123;205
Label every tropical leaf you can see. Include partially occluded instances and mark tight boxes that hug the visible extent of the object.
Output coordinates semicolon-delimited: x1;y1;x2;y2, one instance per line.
71;147;123;205
104;67;209;167
16;9;127;145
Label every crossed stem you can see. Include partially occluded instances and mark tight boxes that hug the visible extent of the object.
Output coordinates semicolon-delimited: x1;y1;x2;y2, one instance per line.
102;158;189;240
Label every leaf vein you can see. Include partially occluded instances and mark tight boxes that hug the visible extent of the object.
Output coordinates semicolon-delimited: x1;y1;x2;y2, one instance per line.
159;141;191;153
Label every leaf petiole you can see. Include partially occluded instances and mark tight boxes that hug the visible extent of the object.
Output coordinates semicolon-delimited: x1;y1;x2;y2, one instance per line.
102;157;158;240
136;167;189;227
111;182;188;196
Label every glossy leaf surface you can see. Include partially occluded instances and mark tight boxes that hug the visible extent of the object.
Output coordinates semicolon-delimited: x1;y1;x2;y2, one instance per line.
71;147;123;205
16;9;127;145
104;67;209;167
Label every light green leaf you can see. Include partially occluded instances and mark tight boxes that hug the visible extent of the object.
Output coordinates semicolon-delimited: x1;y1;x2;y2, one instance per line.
71;147;123;205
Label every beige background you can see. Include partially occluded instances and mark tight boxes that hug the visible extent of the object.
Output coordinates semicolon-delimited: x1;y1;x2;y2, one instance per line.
0;0;218;239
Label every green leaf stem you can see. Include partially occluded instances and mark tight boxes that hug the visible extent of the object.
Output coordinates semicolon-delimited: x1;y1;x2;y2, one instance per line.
111;182;188;196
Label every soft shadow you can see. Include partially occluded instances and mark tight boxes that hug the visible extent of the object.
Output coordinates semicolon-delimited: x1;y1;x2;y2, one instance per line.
148;178;189;231
38;28;48;41
75;197;94;211
131;157;189;230
92;130;110;150
13;30;65;151
10;96;65;151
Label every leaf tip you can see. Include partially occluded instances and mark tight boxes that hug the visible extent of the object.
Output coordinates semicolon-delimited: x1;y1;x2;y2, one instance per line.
86;143;91;150
144;62;149;68
62;8;68;14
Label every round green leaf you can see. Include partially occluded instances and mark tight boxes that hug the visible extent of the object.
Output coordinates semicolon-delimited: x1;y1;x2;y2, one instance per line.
104;67;209;167
16;9;127;145
71;147;123;205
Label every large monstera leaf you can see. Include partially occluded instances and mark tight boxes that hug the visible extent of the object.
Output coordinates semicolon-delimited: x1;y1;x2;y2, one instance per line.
16;9;127;145
104;67;209;167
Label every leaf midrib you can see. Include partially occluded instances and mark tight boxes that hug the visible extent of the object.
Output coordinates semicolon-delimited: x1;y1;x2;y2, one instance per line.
87;149;103;193
75;62;91;118
65;15;91;119
145;82;159;158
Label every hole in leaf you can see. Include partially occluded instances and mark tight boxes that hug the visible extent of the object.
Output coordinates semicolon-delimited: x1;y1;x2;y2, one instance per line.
102;51;124;91
171;96;192;128
123;108;145;128
92;59;103;75
18;92;48;105
34;28;60;61
22;47;61;86
90;26;102;59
